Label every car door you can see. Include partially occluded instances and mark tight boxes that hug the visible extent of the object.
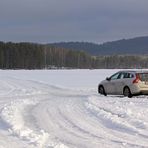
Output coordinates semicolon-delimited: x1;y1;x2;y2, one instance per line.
114;72;134;95
113;72;125;95
105;72;121;94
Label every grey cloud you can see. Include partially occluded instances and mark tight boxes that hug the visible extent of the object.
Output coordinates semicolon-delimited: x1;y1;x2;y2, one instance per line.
0;0;148;43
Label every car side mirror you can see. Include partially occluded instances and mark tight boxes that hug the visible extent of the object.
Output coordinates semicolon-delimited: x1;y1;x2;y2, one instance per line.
106;77;111;81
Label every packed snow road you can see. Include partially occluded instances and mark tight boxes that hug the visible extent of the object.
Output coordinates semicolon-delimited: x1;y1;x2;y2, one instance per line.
0;70;148;148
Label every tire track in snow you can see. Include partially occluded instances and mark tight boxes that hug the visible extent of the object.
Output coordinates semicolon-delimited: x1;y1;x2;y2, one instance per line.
31;91;148;148
85;95;148;147
0;78;69;148
32;97;113;148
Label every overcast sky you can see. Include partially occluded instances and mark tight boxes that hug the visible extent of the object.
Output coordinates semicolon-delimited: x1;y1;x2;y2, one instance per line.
0;0;148;43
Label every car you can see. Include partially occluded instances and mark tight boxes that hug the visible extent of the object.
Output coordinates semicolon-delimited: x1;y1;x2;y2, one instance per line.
98;70;148;97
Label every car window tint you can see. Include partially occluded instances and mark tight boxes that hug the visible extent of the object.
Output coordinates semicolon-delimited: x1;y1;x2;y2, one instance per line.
119;73;125;79
123;73;134;78
110;72;120;80
130;73;134;78
123;73;129;78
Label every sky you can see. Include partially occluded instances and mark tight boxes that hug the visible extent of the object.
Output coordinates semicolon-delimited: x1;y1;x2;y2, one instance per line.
0;0;148;44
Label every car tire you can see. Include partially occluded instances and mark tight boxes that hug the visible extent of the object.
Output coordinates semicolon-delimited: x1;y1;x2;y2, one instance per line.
123;87;132;98
98;85;107;96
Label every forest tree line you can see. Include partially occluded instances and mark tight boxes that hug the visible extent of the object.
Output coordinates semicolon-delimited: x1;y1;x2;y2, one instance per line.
0;42;91;69
0;41;148;69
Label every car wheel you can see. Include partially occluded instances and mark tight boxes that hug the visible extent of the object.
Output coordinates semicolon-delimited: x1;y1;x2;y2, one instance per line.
123;87;132;98
98;85;107;96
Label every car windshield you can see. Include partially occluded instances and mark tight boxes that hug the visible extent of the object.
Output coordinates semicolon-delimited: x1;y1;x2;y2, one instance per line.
138;73;148;81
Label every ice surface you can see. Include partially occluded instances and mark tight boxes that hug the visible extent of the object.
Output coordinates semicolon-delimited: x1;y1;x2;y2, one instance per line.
0;69;148;148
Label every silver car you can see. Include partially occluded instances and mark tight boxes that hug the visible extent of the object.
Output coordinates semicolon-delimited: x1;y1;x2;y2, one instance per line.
98;70;148;97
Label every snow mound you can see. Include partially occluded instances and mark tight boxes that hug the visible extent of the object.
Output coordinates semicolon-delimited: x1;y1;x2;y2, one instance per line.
0;99;68;148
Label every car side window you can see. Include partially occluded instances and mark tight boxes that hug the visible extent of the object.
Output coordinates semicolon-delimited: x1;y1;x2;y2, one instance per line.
110;72;120;80
130;73;134;78
119;73;125;79
123;73;128;78
123;73;134;78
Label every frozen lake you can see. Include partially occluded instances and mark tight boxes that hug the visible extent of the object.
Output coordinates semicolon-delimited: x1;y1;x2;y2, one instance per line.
0;69;148;148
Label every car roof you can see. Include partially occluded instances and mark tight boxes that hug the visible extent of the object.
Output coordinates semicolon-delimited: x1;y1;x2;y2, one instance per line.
118;70;148;73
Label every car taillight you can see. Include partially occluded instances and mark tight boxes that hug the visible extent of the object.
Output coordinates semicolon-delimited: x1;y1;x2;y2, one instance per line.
133;74;140;83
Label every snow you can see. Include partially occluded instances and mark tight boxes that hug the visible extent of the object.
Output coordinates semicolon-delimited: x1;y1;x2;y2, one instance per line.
0;69;148;148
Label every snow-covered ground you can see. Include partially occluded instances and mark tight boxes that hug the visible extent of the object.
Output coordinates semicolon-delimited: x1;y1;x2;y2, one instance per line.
0;69;148;148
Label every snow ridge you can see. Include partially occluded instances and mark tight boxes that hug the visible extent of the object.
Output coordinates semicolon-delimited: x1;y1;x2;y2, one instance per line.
0;99;68;148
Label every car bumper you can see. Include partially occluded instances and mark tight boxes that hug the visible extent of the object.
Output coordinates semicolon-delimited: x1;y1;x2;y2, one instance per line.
131;85;148;95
